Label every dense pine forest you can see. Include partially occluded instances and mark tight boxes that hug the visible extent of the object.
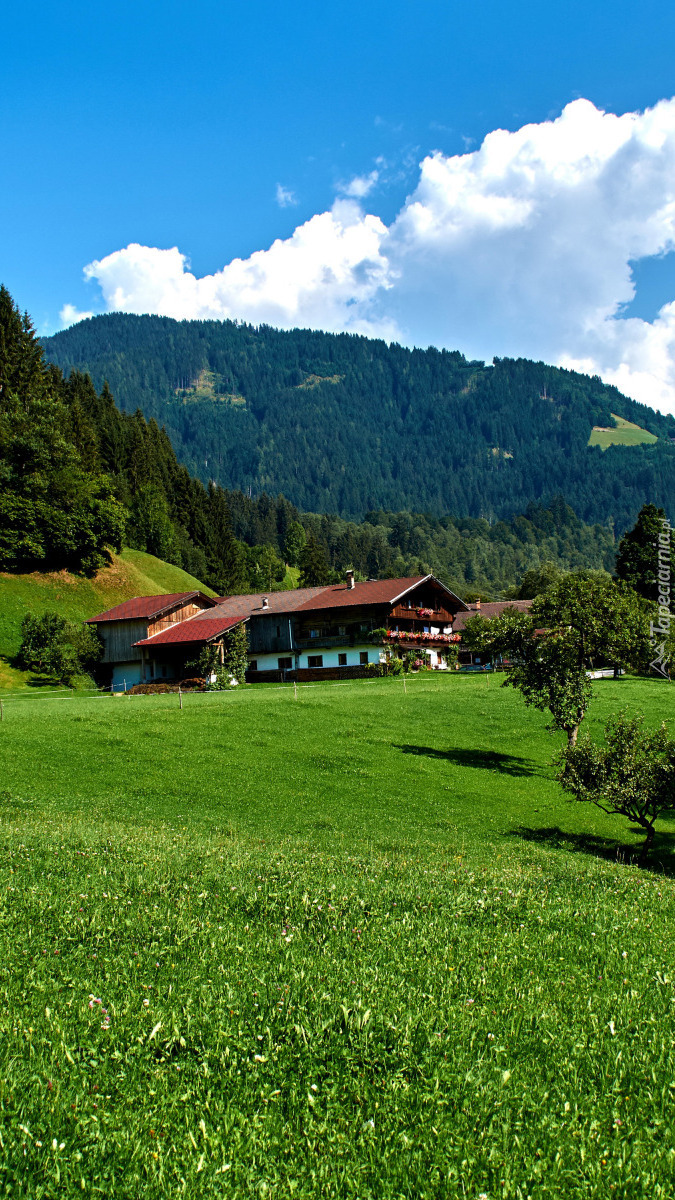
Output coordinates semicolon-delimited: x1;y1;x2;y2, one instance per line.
0;287;619;597
43;312;675;531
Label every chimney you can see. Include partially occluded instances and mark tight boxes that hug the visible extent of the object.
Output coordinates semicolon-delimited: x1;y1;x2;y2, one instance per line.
475;599;481;611
346;570;355;590
262;596;269;610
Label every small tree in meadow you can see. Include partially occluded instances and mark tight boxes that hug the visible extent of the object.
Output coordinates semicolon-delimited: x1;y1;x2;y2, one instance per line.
463;574;651;746
557;712;675;866
188;623;249;688
17;611;102;685
222;622;249;684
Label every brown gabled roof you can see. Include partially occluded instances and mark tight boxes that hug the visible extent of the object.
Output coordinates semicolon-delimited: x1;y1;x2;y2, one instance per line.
134;614;245;647
86;592;215;624
452;600;532;632
204;587;330;621
294;575;468;613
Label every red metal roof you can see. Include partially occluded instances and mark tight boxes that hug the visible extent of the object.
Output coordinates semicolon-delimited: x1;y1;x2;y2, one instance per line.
294;576;467;613
134;614;245;647
86;592;214;624
452;600;532;632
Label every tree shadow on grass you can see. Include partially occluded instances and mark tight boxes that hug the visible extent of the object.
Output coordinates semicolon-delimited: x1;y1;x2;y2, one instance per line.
394;744;544;777
507;824;675;876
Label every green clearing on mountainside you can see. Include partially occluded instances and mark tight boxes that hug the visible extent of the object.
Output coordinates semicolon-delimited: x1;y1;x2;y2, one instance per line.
1;674;674;1197
0;550;215;691
589;413;659;450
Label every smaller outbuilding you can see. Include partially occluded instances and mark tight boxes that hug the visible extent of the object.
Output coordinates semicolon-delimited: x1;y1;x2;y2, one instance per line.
86;592;216;687
133;608;248;683
452;599;533;667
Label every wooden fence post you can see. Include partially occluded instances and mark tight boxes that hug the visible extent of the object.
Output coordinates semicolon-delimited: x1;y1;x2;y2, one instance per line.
179;687;183;710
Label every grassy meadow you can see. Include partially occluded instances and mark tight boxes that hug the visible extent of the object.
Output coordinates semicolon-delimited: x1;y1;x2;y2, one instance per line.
588;413;659;451
1;673;674;1197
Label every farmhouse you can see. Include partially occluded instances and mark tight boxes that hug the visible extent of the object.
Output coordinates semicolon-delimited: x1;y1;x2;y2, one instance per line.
86;573;470;685
242;571;467;680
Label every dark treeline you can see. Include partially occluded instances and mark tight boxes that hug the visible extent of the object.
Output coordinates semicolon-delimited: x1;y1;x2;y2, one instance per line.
1;288;616;597
226;490;616;597
43;312;675;533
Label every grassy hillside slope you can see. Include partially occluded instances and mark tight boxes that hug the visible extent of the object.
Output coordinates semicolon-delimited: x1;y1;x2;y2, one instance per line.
589;412;659;450
0;549;215;690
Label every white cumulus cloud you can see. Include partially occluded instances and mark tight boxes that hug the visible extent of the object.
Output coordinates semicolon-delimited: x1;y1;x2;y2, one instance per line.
59;303;94;327
63;97;675;414
275;183;297;208
341;169;380;199
78;202;395;337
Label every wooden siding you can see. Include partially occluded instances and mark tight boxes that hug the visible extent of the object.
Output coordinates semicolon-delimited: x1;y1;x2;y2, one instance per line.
147;600;210;637
248;614;296;654
98;598;211;663
390;602;455;622
99;619;149;664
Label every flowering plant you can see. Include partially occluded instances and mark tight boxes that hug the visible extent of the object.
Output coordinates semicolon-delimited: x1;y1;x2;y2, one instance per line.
386;629;460;644
417;607;434;618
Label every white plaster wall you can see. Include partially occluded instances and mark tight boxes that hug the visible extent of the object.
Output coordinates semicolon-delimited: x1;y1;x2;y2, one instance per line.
247;645;382;671
247;652;290;671
298;645;379;668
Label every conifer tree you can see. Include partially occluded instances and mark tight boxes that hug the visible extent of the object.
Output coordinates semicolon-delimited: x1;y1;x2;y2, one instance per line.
615;503;671;602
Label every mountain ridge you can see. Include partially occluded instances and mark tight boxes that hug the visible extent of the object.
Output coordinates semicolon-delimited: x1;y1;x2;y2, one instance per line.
42;313;675;530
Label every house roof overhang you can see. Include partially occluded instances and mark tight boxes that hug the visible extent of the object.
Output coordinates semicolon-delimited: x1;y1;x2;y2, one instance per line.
86;591;216;624
134;615;247;648
294;574;469;614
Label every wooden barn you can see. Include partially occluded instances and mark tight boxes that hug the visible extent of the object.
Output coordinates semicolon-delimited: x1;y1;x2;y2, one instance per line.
86;592;216;686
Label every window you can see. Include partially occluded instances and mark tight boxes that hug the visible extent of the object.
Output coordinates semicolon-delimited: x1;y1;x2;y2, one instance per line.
360;623;368;632
249;660;258;671
310;628;320;639
278;657;292;670
338;625;346;636
359;651;369;665
307;655;323;668
338;653;347;666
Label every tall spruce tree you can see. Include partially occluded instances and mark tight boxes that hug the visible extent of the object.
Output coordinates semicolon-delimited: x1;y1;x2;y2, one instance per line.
615;503;671;602
0;287;125;574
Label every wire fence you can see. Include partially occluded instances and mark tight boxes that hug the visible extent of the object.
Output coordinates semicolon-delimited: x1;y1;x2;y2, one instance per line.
0;670;455;713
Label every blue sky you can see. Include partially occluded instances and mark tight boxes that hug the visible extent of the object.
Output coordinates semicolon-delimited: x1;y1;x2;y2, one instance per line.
4;1;675;412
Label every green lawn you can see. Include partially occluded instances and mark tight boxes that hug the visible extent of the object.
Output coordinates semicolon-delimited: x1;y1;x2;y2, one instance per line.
588;413;658;451
1;675;674;1197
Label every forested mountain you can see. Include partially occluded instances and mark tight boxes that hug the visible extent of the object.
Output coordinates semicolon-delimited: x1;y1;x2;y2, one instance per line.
43;313;675;531
0;287;615;598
